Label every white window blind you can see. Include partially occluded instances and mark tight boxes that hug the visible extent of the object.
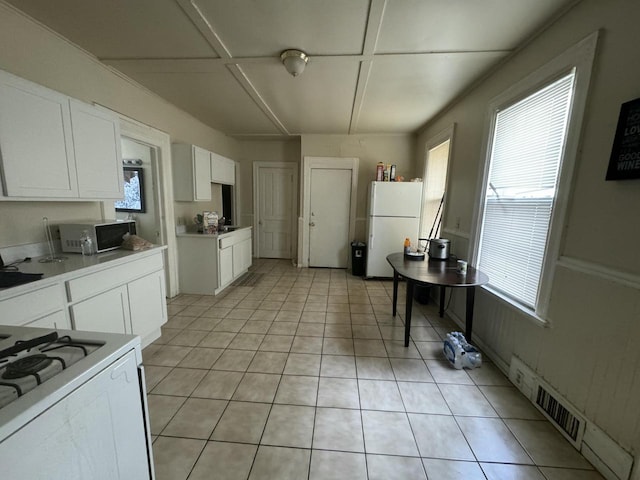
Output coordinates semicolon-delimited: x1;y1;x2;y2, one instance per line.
478;72;575;309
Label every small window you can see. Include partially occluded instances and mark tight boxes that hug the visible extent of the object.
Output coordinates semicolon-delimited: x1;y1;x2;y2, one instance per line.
115;166;146;213
420;137;450;239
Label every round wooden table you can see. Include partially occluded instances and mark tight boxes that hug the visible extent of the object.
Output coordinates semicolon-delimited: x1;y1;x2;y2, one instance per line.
386;253;489;347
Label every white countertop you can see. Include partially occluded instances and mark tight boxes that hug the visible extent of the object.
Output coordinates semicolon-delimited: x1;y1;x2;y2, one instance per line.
0;245;167;300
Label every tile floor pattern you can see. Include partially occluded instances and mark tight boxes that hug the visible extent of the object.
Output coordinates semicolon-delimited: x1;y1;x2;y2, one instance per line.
143;259;604;480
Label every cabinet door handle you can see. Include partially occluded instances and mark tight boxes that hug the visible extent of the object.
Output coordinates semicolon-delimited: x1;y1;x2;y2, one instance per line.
309;222;315;227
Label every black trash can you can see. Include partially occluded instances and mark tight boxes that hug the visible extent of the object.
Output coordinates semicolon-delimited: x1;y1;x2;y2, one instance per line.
351;241;366;276
414;284;431;304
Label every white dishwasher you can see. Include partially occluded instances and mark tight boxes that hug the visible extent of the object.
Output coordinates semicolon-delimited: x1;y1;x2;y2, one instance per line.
0;326;154;479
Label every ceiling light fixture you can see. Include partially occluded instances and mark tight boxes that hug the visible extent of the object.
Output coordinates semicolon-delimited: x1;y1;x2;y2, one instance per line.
280;49;309;77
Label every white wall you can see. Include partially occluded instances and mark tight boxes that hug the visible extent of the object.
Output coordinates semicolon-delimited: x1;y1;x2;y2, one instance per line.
416;0;640;457
301;134;415;241
0;3;238;285
237;138;301;229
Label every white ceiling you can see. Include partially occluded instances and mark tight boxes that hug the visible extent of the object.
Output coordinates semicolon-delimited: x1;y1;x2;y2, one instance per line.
7;0;578;137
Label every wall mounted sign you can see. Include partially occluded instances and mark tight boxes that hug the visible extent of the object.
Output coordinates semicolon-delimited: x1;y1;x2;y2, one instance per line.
606;97;640;180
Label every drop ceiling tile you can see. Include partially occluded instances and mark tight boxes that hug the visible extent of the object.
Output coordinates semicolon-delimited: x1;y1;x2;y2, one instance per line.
376;0;575;53
6;0;217;58
120;67;281;135
240;59;360;134
192;0;370;56
355;52;507;133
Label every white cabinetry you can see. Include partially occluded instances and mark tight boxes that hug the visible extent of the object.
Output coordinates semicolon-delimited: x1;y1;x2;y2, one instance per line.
219;243;234;289
211;152;236;185
172;143;212;201
218;227;252;291
128;269;167;339
0;283;70;329
26;311;69;329
0;69;123;200
70;100;124;199
67;252;167;344
0;71;77;198
0;249;167;346
233;237;252;278
176;227;252;295
176;235;218;295
71;286;130;335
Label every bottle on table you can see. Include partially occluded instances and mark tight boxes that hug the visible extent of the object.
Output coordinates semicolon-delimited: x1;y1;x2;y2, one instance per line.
404;237;411;255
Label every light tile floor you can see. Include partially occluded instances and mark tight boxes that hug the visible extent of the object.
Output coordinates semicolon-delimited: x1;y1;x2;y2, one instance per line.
143;259;604;480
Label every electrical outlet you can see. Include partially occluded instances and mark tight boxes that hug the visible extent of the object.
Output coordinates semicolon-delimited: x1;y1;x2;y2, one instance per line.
515;370;524;387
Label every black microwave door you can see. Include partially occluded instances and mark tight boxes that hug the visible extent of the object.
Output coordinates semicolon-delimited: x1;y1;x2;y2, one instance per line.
95;223;135;250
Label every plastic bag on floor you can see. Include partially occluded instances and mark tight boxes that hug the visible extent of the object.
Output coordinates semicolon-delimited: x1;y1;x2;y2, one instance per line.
443;332;482;369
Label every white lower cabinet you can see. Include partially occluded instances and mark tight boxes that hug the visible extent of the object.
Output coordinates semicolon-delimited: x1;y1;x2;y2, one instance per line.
26;310;70;330
218;227;252;291
71;286;130;335
177;227;252;295
0;250;167;347
128;270;167;340
0;283;70;328
218;245;234;289
233;238;252;278
69;256;167;345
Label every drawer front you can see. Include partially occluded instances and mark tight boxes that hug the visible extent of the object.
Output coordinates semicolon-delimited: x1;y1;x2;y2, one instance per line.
26;310;70;330
67;253;164;302
218;228;252;249
0;283;65;326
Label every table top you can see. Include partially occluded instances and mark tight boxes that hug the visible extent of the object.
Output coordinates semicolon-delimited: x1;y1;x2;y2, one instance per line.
386;252;489;288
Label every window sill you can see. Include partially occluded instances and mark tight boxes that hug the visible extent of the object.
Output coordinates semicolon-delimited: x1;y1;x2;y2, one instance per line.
480;285;551;328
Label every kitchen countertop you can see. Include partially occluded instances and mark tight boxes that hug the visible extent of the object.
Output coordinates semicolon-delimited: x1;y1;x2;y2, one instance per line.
176;226;252;238
0;245;167;300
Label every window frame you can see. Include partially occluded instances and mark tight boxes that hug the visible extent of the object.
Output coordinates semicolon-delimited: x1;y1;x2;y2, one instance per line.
420;123;455;239
470;32;599;323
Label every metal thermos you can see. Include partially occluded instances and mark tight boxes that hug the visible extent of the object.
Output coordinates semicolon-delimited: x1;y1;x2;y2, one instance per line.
428;238;450;260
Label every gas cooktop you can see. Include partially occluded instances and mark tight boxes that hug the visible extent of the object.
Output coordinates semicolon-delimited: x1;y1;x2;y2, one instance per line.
0;331;101;409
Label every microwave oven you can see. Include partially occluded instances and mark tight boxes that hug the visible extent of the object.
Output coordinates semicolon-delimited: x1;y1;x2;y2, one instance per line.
59;220;137;254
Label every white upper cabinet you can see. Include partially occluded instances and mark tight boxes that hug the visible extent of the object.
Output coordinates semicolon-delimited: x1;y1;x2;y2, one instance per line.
211;152;235;185
172;143;212;201
70;100;124;199
0;70;78;198
0;69;123;200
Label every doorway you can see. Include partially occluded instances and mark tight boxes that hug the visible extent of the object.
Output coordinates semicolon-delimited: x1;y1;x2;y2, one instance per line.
99;110;178;297
301;156;358;268
421;125;454;239
253;162;298;259
116;138;161;245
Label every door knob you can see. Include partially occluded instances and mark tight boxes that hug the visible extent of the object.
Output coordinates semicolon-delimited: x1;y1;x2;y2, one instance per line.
309;222;315;227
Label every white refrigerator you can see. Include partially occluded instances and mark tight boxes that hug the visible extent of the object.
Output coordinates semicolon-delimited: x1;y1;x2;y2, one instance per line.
366;181;423;278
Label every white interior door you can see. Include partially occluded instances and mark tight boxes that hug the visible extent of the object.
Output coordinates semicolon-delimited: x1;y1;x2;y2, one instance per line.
309;168;352;268
256;164;295;258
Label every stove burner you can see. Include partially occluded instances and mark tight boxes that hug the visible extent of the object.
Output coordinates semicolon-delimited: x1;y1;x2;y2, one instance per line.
2;354;53;380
